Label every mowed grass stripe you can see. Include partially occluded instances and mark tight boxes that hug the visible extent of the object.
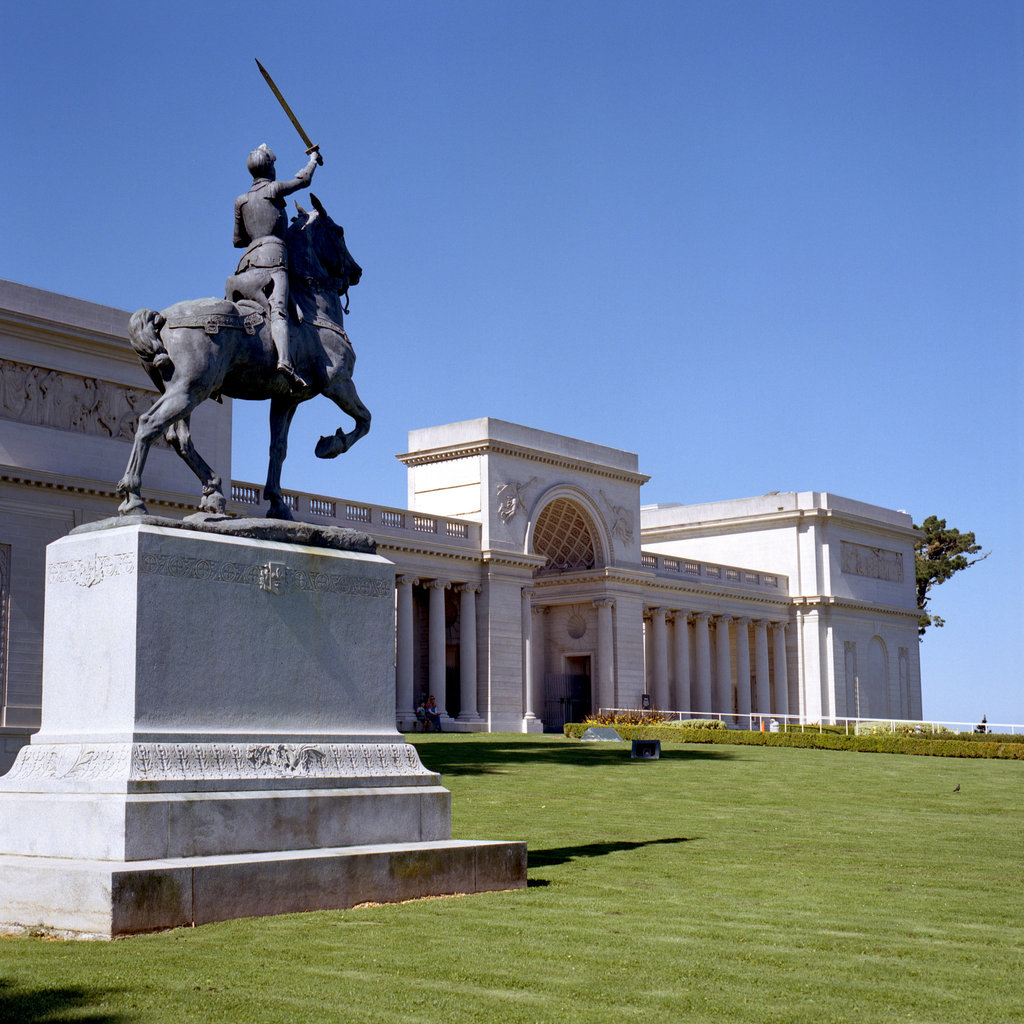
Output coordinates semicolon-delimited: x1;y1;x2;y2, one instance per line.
0;734;1020;1023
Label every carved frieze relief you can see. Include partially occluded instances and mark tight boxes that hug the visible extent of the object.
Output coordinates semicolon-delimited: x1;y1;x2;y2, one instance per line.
0;357;166;447
840;541;904;583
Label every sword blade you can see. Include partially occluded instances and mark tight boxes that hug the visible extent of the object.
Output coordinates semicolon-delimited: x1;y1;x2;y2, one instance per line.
255;59;317;153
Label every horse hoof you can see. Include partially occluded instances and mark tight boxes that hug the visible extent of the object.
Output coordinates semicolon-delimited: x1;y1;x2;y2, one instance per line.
266;507;294;522
200;493;227;514
315;434;339;459
118;496;148;516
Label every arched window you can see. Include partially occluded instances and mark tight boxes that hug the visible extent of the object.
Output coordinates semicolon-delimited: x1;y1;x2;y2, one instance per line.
532;498;597;575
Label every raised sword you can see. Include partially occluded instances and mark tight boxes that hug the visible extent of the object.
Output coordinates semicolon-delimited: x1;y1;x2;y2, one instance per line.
254;58;322;159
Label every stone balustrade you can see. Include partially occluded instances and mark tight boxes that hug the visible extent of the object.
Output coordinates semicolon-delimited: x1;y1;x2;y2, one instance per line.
640;550;788;595
229;481;480;548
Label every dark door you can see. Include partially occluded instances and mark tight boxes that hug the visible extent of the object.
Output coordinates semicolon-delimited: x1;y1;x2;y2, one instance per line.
544;656;592;731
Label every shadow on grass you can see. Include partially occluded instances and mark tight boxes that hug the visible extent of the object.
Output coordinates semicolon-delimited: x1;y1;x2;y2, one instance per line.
529;836;696;869
0;979;131;1024
411;736;735;776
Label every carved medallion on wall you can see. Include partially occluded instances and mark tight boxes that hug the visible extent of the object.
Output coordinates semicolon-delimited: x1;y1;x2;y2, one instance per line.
566;610;587;640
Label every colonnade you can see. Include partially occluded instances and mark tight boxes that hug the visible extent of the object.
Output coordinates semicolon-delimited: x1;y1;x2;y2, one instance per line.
395;576;482;724
395;577;791;729
644;609;790;720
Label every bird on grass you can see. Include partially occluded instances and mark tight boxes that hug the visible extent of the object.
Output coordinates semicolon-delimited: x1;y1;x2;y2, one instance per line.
953;783;960;793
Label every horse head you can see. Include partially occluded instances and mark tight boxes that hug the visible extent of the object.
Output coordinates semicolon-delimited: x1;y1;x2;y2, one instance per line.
287;195;362;298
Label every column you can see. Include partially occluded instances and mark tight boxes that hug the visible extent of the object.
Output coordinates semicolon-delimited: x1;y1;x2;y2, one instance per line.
456;584;481;722
772;622;789;717
753;619;771;718
649;608;669;710
395;575;418;719
693;612;712;717
670;612;690;716
734;617;751;728
594;599;615;713
521;588;537;728
427;580;450;717
714;616;732;719
642;614;653;700
532;605;547;723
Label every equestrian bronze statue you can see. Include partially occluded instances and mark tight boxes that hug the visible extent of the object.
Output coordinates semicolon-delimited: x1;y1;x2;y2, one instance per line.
118;64;369;520
117;182;369;521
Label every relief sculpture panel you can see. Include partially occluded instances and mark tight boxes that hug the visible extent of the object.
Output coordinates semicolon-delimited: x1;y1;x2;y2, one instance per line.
0;357;165;447
840;540;904;583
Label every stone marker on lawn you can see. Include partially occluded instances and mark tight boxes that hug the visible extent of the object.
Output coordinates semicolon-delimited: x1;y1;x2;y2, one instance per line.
580;727;623;742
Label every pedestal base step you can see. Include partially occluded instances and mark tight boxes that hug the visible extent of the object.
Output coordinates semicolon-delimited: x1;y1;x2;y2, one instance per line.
0;839;527;939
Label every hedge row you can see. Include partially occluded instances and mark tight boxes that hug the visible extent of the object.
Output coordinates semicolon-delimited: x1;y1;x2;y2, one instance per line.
563;723;1024;760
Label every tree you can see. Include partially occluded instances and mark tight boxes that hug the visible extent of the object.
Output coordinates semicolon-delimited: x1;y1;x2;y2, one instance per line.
914;515;989;636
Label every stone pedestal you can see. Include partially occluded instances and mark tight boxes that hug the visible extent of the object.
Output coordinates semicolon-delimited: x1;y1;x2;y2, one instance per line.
0;522;525;938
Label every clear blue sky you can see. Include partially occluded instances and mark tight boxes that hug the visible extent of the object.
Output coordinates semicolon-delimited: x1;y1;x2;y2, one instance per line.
2;1;1021;724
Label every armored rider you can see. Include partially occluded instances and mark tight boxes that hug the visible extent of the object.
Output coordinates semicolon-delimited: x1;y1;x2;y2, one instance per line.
230;143;323;391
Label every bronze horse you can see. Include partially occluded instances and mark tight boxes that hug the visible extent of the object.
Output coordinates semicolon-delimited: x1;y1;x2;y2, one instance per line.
117;195;369;519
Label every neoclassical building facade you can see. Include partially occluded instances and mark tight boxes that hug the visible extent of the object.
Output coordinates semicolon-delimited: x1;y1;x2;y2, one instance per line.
0;280;922;762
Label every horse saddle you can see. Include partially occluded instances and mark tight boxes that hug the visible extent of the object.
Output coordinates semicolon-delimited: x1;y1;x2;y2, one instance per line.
164;299;266;336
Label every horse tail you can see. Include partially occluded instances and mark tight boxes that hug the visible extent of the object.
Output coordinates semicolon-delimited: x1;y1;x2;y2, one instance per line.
128;308;172;388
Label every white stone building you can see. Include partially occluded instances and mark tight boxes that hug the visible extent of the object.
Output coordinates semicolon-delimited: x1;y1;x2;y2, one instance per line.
0;280;922;765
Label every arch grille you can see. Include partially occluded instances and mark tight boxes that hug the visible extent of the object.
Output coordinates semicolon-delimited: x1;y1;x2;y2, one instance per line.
533;498;596;575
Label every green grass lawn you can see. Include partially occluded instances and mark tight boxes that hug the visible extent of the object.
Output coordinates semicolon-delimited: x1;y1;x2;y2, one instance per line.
1;734;1021;1023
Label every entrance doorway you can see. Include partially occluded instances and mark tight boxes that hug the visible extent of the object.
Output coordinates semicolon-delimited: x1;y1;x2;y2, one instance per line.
544;655;592;732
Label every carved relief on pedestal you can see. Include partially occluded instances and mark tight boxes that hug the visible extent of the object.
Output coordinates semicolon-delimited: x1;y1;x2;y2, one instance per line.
137;553;391;598
840;541;904;583
47;551;136;588
0;357;166;447
5;742;434;782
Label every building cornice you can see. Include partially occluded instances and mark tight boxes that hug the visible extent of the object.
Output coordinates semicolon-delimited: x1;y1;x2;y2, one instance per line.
480;549;548;571
374;540;484;564
529;568;793;611
639;579;792;609
641;505;919;545
792;594;920;620
397;439;650;487
0;293;142;384
0;466;197;513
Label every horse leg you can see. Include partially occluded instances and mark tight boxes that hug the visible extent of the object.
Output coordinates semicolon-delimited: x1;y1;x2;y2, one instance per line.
117;386;199;515
315;376;371;459
264;396;300;519
166;417;226;514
